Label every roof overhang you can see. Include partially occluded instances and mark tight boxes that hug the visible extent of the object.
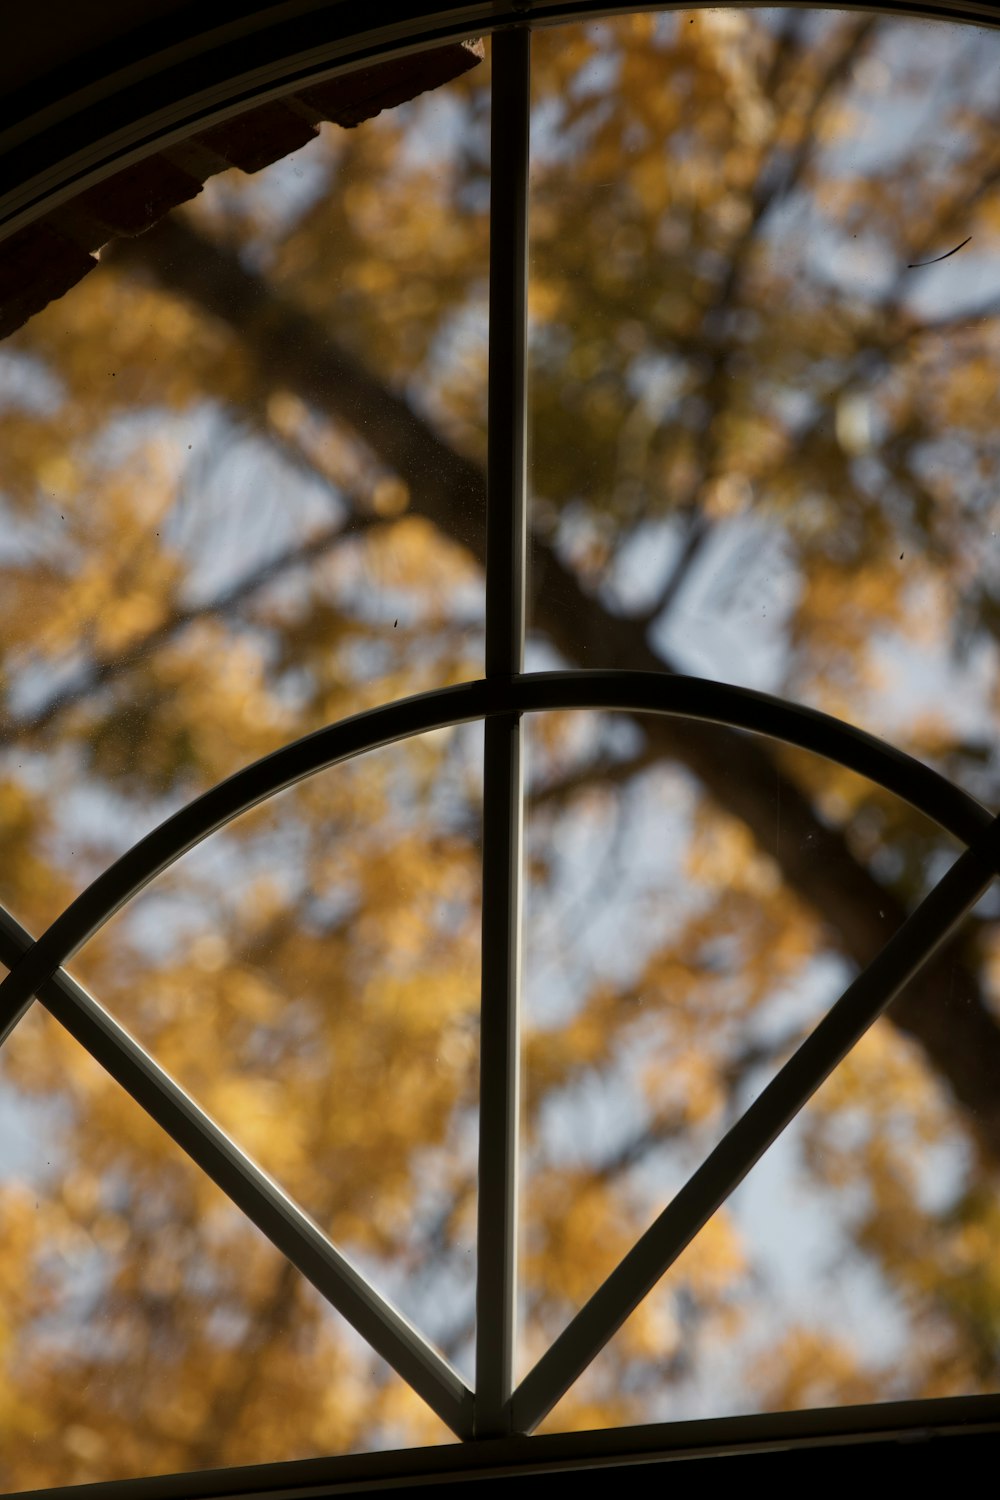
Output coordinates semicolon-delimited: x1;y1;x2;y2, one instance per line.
5;1;1000;247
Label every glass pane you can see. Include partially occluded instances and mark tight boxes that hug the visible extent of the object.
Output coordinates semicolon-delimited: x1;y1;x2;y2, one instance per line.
0;1006;450;1492
519;708;981;1417
528;8;1000;783
536;961;1000;1432
68;729;483;1378
0;49;490;932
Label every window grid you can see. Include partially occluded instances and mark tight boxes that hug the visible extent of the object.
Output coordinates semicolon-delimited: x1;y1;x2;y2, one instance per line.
0;19;999;1464
477;24;530;1439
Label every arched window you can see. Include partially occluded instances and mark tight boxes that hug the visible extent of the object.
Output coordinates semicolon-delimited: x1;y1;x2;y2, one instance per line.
1;8;998;1493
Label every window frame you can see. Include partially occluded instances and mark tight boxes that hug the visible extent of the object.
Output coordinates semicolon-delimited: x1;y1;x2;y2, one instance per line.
2;10;1000;1494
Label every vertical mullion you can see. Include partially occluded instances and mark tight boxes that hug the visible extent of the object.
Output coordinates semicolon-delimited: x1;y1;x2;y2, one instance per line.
476;25;530;1438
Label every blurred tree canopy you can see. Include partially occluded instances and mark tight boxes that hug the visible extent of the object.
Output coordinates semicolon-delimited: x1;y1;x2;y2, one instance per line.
2;8;1000;1488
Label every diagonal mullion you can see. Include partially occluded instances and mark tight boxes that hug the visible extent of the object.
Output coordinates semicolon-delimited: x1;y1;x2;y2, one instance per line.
0;904;474;1439
510;815;1000;1435
475;25;530;1438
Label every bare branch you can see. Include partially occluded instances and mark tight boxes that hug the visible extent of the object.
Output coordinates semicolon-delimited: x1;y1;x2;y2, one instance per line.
5;509;379;740
529;745;662;810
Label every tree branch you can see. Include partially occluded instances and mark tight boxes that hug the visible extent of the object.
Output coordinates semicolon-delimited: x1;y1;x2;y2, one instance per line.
101;215;1000;1162
647;18;879;615
5;509;378;740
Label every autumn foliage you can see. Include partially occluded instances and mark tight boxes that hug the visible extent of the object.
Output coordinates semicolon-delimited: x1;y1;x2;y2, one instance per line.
2;10;1000;1488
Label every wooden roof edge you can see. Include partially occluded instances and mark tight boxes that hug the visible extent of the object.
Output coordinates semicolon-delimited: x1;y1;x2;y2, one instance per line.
0;38;484;343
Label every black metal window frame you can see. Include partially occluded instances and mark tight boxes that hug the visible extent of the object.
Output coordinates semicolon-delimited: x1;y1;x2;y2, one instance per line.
2;14;1000;1496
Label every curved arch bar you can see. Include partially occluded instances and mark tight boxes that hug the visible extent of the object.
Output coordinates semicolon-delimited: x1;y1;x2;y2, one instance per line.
6;2;999;252
515;672;993;845
0;670;991;1051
